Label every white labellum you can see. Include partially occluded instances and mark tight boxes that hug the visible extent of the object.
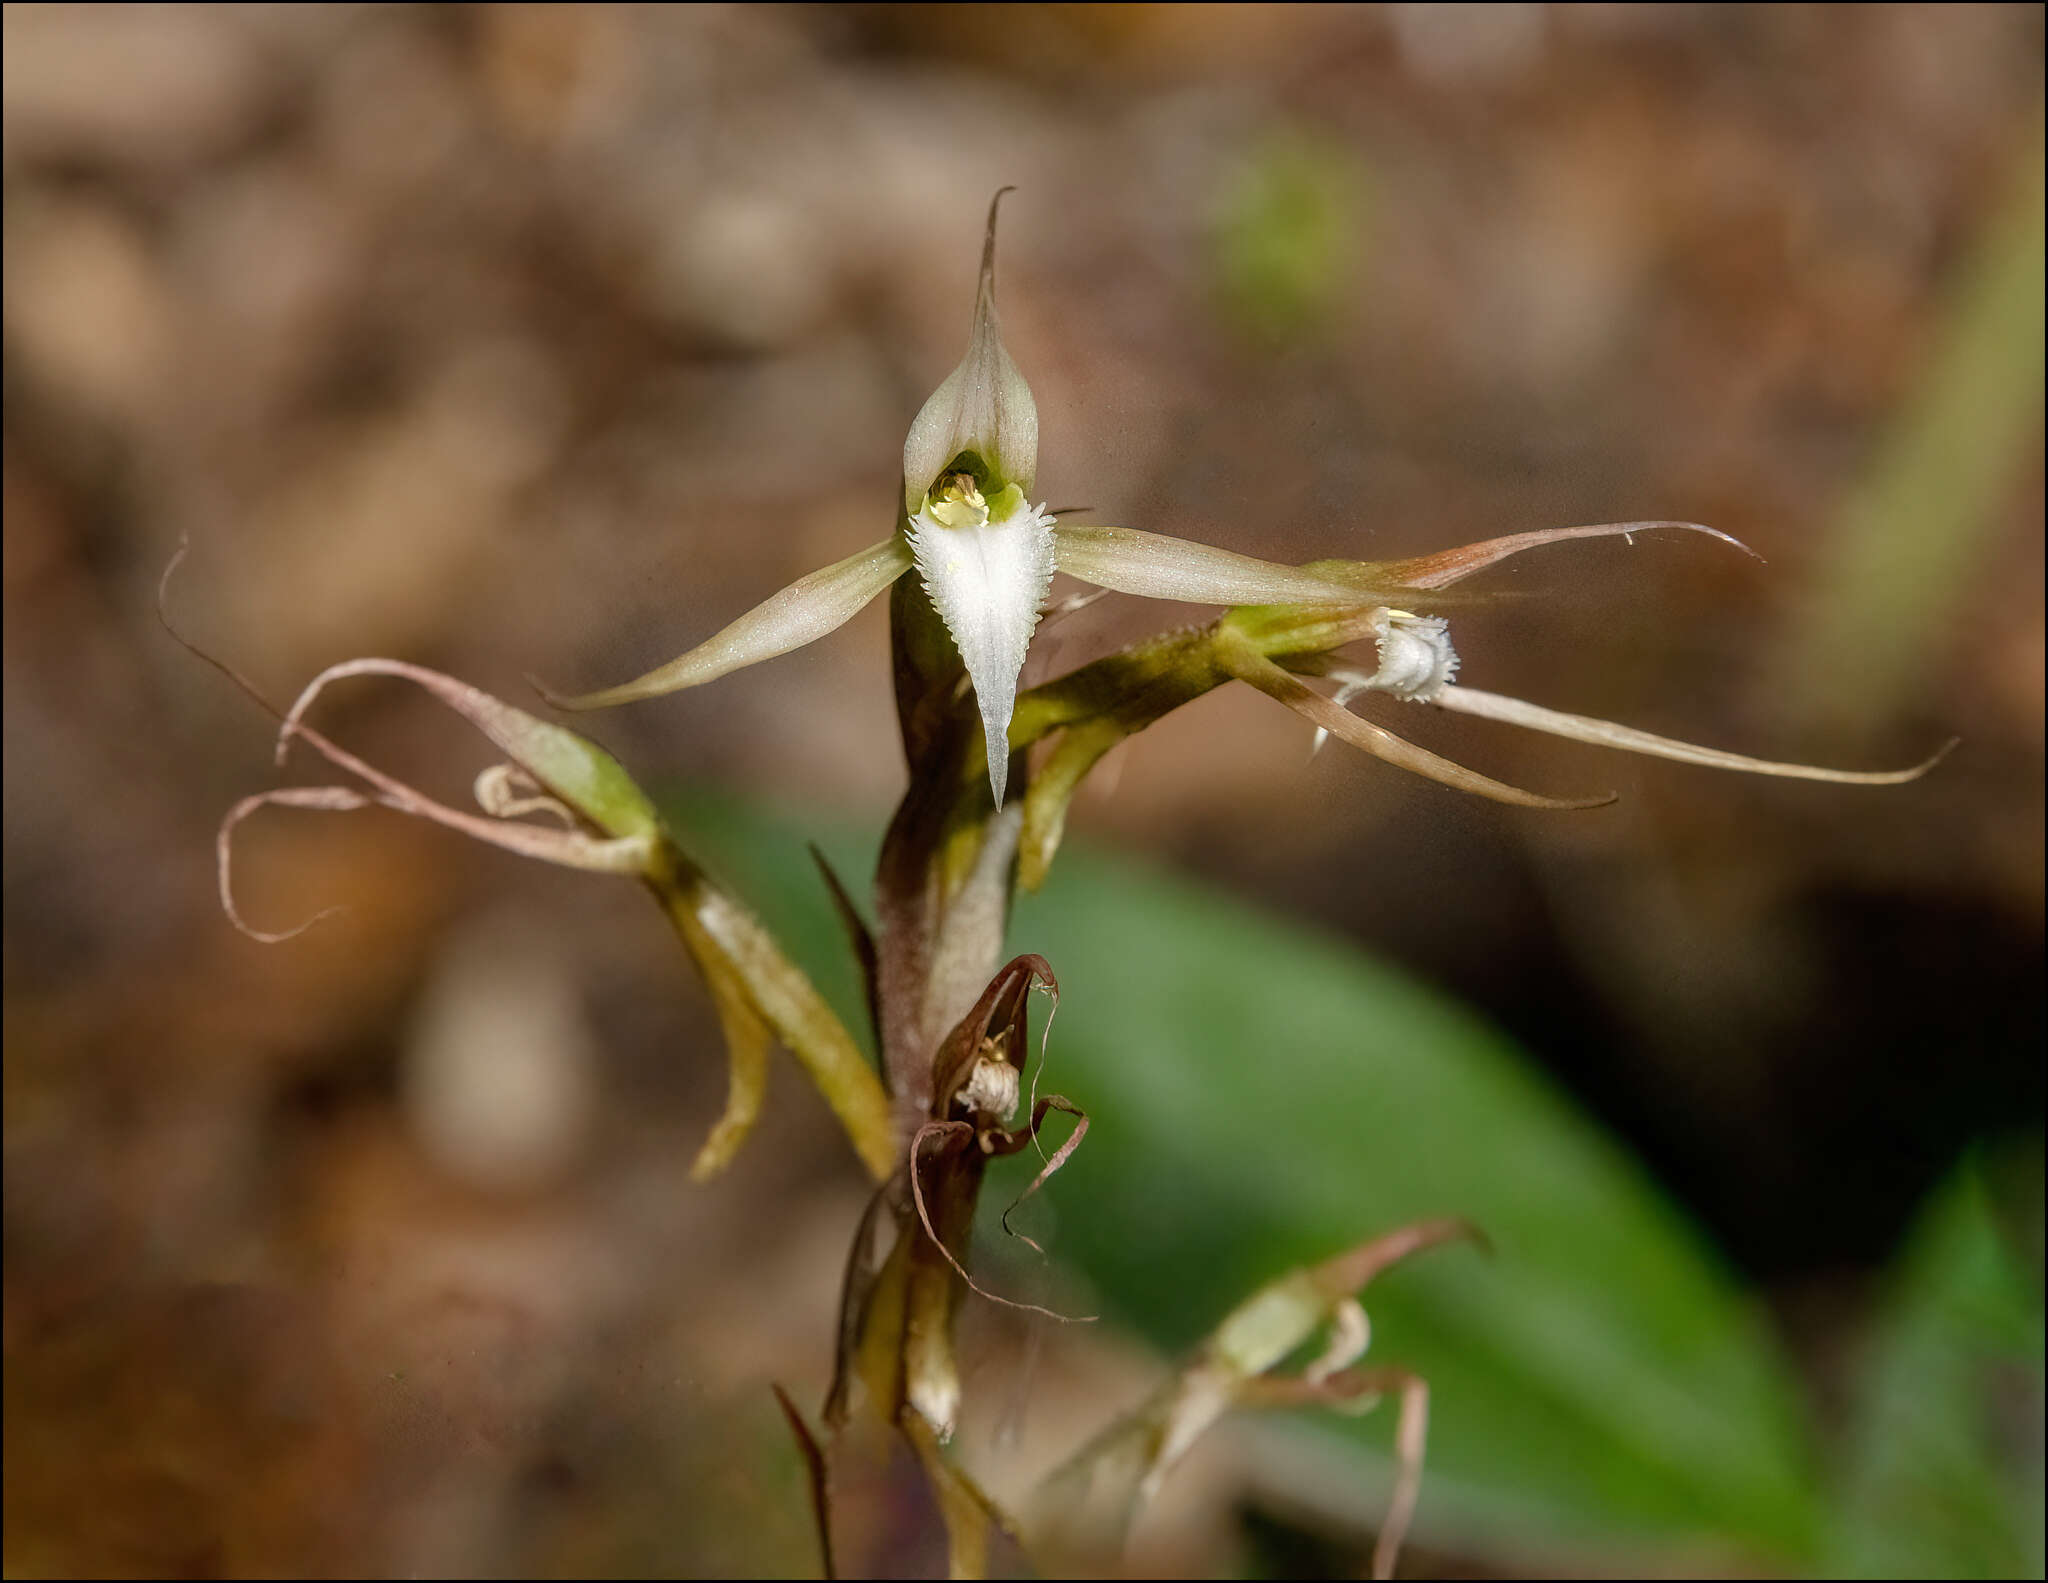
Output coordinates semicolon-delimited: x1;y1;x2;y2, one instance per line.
906;479;1057;806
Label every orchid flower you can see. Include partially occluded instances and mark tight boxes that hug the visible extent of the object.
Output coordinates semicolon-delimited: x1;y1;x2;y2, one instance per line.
544;190;1395;806
545;191;1946;814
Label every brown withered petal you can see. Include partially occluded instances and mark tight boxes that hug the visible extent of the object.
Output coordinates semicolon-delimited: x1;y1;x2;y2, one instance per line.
285;732;652;869
996;1095;1088;1254
1224;645;1616;809
168;547;656;941
907;1119;1092;1325
169;544;891;1183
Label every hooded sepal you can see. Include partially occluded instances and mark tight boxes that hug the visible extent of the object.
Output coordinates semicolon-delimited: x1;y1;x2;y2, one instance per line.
902;188;1039;512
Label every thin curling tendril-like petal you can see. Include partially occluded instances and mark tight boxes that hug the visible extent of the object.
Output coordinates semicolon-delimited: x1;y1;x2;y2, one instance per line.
1225;644;1615;809
274;661;659;873
997;1096;1089;1253
1434;686;1955;783
282;656;665;836
1354;520;1760;590
217;787;371;942
1373;1371;1431;1581
907;1122;1093;1325
538;535;913;712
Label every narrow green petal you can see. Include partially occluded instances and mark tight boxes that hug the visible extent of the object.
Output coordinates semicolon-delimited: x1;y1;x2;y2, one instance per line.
539;535;912;711
1434;686;1954;783
1053;522;1369;607
1223;645;1615;809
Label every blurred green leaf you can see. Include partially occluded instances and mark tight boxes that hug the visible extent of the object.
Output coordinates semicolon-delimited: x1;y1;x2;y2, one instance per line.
1005;848;1823;1568
1211;130;1369;345
1827;1150;2046;1580
663;787;1823;1567
1783;116;2045;740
